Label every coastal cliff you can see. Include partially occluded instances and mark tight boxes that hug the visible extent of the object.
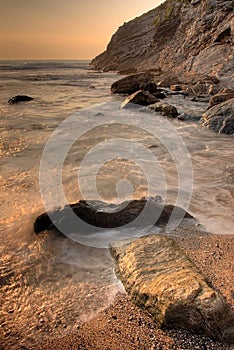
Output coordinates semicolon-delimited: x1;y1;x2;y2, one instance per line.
91;0;234;85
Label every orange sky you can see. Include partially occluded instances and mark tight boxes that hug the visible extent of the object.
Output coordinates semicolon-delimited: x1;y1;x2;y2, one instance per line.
0;0;164;60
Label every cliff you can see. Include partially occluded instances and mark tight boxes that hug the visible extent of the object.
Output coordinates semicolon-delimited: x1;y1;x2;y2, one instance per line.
91;0;234;84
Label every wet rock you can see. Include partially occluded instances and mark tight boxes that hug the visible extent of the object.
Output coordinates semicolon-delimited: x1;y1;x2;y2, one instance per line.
110;234;234;343
149;102;178;118
202;98;234;134
209;90;234;108
34;197;193;234
8;95;34;104
121;90;159;108
111;72;155;94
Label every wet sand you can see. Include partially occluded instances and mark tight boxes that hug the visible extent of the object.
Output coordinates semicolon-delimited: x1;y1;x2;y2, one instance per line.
33;230;234;350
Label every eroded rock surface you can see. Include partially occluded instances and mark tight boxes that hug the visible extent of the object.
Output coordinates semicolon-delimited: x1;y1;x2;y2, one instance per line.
110;234;234;343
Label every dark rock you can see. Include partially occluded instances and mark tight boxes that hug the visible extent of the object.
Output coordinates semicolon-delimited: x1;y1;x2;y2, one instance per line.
111;72;155;94
8;95;34;104
110;234;234;343
121;90;159;108
152;91;167;99
139;82;158;93
149;102;179;118
202;98;234;134
34;197;193;234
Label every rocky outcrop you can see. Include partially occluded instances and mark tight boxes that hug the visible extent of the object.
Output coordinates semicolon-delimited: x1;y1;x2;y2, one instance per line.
110;234;234;343
202;98;234;134
34;197;193;234
91;0;234;87
121;91;159;108
8;95;34;104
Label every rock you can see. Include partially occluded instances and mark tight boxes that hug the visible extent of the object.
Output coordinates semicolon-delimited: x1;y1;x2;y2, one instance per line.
202;98;234;134
170;85;182;92
149;102;178;118
121;90;159;108
8;95;34;104
111;72;155;94
157;75;181;89
91;0;234;87
192;82;212;97
34;197;193;234
209;91;234;108
139;82;158;93
110;234;234;343
152;91;167;99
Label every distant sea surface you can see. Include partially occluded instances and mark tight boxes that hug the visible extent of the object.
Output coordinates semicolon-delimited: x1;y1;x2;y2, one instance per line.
0;60;233;348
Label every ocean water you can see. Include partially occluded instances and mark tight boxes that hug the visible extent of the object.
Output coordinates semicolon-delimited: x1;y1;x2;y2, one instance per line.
0;60;233;348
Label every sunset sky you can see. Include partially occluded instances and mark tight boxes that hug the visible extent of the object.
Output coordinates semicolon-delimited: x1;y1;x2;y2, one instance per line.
0;0;164;60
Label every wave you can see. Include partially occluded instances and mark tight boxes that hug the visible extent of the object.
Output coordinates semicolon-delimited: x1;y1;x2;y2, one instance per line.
0;60;90;71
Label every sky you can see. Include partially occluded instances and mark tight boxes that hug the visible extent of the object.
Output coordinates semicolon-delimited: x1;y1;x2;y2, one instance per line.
0;0;164;60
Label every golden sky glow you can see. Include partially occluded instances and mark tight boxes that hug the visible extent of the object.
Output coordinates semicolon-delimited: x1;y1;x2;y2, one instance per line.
0;0;164;60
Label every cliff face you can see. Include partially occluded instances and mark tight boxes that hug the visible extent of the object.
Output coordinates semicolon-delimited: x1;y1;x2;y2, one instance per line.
91;0;234;83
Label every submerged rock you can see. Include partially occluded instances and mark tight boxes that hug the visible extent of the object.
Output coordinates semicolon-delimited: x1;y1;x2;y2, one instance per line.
121;90;159;108
34;197;193;234
8;95;34;104
202;98;234;134
110;234;234;343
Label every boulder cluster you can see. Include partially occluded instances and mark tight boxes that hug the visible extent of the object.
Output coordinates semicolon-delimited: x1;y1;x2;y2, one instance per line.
111;72;234;134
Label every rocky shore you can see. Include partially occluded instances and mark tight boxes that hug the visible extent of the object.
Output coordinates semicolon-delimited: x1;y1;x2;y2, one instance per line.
25;1;234;348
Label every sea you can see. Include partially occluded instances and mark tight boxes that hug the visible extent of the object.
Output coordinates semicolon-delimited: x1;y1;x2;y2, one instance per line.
0;60;233;348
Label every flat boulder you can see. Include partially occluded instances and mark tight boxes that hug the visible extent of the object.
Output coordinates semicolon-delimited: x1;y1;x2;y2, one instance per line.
149;102;178;118
110;234;234;343
121;90;159;108
202;98;234;134
111;72;155;94
8;95;34;104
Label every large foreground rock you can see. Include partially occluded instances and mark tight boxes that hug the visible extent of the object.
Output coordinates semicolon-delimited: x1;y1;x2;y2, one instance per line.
202;98;234;134
110;234;234;343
